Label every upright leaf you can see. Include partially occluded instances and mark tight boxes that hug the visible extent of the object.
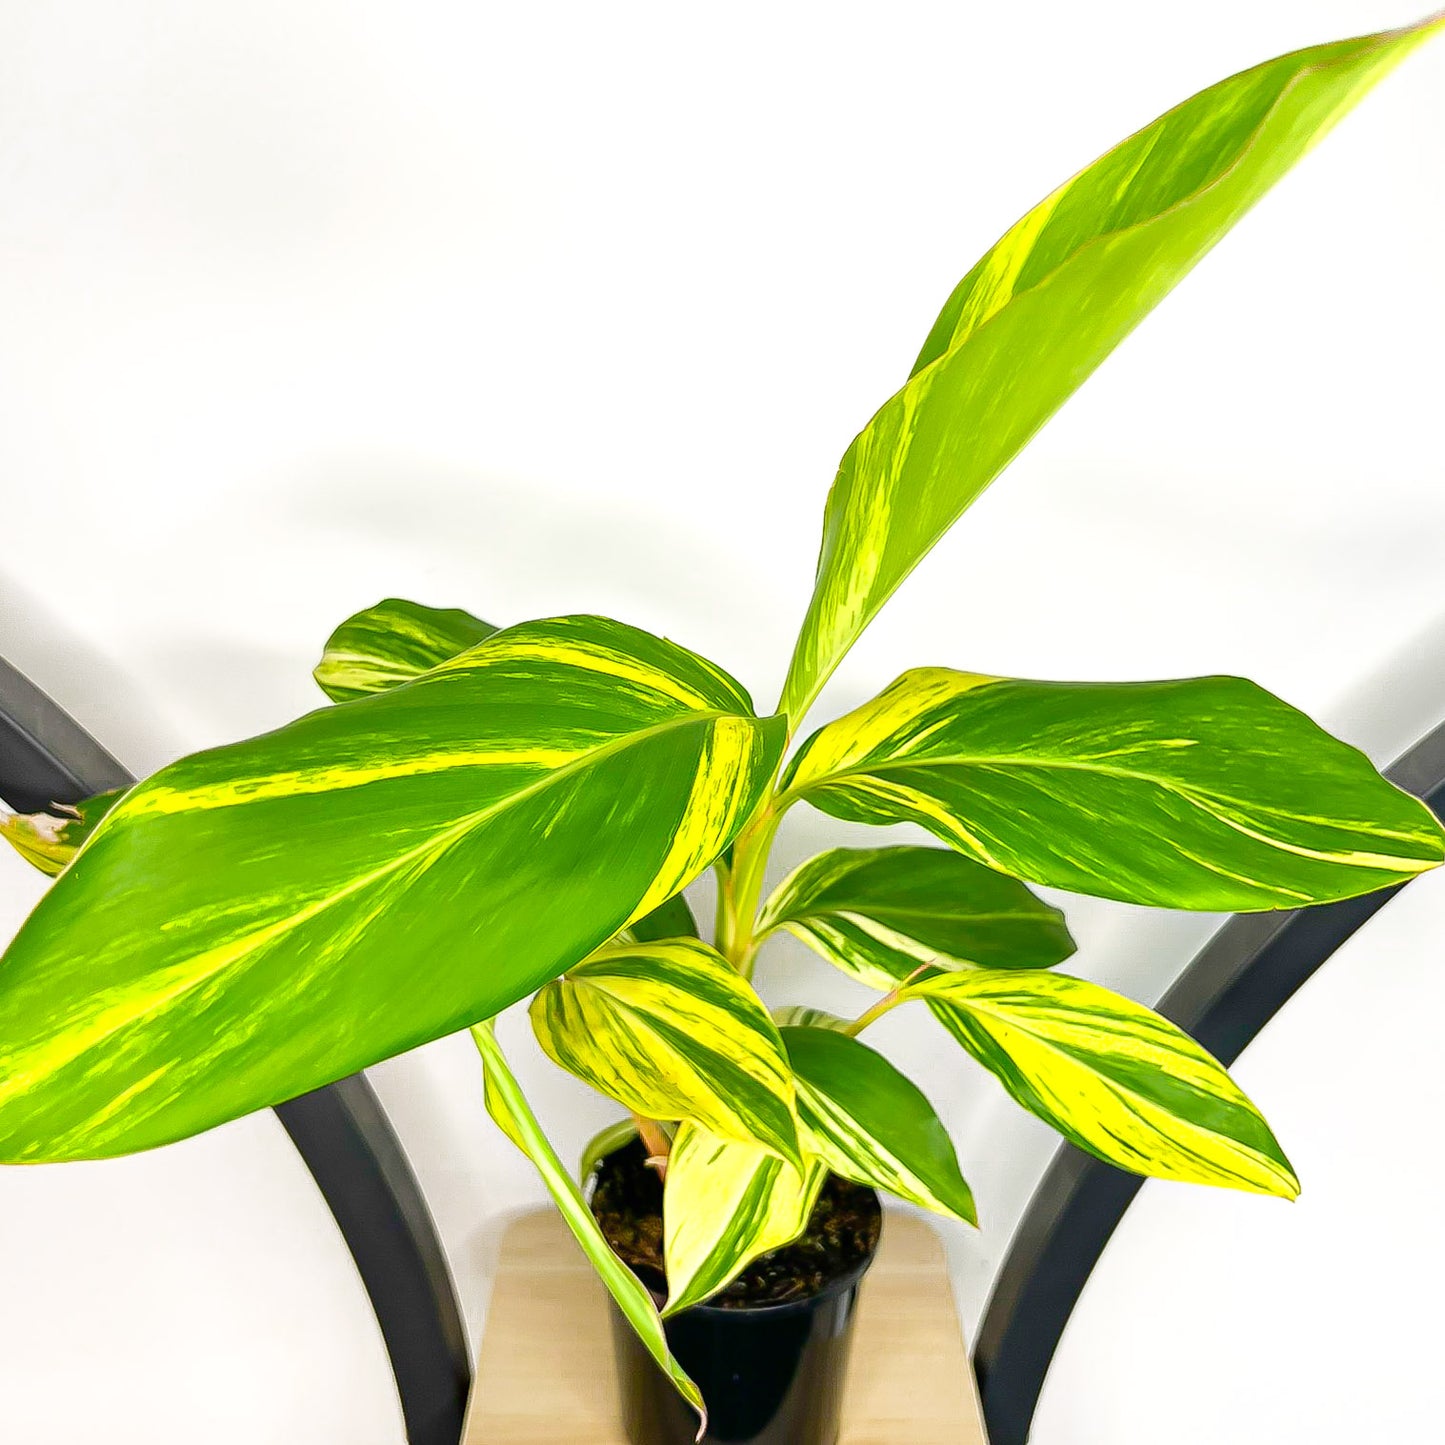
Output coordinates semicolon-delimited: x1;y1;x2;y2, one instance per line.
780;17;1444;719
782;1025;976;1225
757;846;1074;989
0;615;784;1162
0;788;126;877
471;1023;705;1434
314;597;497;701
905;970;1298;1197
662;1123;825;1316
781;670;1444;910
531;939;800;1166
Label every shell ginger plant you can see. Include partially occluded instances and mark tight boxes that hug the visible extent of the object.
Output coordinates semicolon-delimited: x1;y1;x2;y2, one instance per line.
2;15;1443;1431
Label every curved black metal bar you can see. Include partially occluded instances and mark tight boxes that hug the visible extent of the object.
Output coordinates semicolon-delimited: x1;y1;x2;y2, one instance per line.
974;717;1445;1445
0;655;471;1445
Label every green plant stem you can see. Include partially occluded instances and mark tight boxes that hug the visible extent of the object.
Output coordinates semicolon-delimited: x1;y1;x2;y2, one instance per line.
716;802;785;977
845;967;929;1036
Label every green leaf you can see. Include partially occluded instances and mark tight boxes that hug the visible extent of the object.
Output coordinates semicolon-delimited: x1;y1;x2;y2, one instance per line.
530;939;801;1167
0;788;127;877
779;17;1445;721
781;671;1444;911
662;1122;826;1316
904;970;1298;1197
0;615;785;1162
627;890;700;943
578;1117;642;1185
472;1023;705;1434
781;1025;976;1225
757;846;1074;989
314;597;497;701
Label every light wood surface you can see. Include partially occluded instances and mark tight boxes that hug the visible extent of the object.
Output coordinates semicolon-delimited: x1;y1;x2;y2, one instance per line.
462;1209;988;1444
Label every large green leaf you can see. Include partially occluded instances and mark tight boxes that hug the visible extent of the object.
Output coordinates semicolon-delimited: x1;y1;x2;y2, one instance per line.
0;615;784;1162
530;939;801;1166
757;845;1074;989
781;670;1444;910
0;788;127;877
314;597;497;701
779;17;1444;720
662;1123;826;1316
781;1025;976;1225
902;970;1298;1197
472;1023;705;1433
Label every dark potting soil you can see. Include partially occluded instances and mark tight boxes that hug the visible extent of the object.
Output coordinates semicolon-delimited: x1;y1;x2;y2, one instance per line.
589;1138;881;1309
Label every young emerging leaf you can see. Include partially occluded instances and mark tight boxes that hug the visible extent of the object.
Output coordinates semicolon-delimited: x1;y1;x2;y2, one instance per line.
782;671;1444;911
472;1024;706;1435
781;1025;976;1226
780;16;1445;720
0;615;784;1162
757;846;1074;989
662;1123;826;1316
905;971;1299;1197
314;597;497;701
0;788;127;877
531;939;801;1167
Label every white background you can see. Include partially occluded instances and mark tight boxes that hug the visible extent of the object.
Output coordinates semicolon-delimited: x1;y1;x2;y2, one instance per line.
1;2;1442;1440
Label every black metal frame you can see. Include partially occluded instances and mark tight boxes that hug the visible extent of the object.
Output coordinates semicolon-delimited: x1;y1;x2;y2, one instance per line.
0;656;471;1445
974;717;1445;1445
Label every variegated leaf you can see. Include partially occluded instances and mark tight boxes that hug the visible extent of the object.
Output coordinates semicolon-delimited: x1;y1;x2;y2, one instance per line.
531;939;800;1167
662;1122;826;1316
905;970;1298;1197
314;597;497;701
626;889;700;944
781;671;1444;911
0;615;784;1162
782;1025;975;1225
780;17;1445;720
757;845;1074;989
472;1023;705;1432
0;788;126;877
771;1004;850;1033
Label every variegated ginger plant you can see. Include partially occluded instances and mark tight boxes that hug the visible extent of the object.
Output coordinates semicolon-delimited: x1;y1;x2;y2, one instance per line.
3;15;1444;1430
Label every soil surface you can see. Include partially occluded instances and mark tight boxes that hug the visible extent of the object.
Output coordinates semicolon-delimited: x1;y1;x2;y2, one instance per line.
590;1138;881;1309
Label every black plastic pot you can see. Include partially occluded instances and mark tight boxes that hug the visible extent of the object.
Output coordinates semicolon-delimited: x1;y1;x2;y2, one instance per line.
609;1218;881;1445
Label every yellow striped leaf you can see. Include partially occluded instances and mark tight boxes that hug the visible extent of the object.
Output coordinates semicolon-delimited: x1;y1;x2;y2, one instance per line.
781;671;1444;911
780;17;1444;720
0;788;126;877
471;1023;705;1433
904;970;1298;1197
770;1005;849;1033
757;845;1074;989
0;615;784;1162
782;1025;976;1225
314;597;497;701
662;1123;826;1316
531;939;801;1167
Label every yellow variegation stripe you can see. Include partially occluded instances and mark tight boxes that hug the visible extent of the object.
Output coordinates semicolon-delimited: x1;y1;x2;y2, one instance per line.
780;18;1445;721
662;1123;826;1316
314;597;497;702
471;1023;705;1432
0;614;784;1163
906;971;1299;1197
530;938;800;1166
782;1025;976;1225
779;672;1444;911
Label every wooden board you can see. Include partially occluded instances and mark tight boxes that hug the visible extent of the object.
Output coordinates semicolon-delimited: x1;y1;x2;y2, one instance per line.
463;1209;988;1444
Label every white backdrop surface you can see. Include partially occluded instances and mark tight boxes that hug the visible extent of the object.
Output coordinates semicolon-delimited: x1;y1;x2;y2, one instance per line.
0;2;1441;1441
